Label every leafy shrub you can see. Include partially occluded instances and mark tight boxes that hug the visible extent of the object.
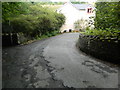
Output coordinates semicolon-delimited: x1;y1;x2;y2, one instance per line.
95;2;120;29
11;15;38;34
83;2;120;40
74;19;89;31
82;28;120;40
2;2;31;23
3;2;65;38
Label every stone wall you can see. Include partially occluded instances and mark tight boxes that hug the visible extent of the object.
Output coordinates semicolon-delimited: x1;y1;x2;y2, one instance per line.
2;33;19;46
2;33;32;46
77;34;120;63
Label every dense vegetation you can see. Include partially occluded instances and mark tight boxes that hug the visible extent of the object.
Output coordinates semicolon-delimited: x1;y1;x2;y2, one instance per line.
95;2;120;29
2;2;65;38
83;2;120;40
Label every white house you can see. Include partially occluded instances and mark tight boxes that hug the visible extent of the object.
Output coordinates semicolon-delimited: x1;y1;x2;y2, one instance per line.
56;2;95;32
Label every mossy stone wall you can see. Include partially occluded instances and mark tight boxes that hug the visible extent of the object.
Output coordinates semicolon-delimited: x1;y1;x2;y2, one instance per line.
77;34;120;63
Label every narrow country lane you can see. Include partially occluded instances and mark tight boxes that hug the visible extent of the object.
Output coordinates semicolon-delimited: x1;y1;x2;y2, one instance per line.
2;33;119;88
43;33;119;88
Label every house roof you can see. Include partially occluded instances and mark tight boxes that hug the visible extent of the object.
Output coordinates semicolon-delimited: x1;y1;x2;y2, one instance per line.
72;4;93;10
57;2;94;11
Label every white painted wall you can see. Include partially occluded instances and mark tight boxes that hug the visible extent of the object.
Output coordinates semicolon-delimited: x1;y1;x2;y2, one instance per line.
57;3;80;32
57;3;95;32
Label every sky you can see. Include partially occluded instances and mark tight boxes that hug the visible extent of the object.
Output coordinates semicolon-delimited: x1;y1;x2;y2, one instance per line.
2;0;119;2
1;0;96;2
50;0;97;2
50;0;120;2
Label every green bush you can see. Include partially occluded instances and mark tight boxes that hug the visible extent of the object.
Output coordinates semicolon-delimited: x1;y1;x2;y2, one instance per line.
82;28;120;40
83;2;120;40
11;15;38;34
2;2;31;24
2;2;65;38
95;2;120;29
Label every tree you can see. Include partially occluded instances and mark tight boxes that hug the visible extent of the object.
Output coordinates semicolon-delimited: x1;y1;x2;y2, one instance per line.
3;2;65;37
2;2;30;24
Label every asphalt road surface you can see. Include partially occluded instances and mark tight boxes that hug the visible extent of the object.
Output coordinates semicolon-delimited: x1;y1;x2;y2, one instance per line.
2;33;119;88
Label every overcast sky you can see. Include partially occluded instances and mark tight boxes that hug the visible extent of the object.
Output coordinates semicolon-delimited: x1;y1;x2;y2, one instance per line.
50;0;120;2
51;0;97;2
2;0;119;2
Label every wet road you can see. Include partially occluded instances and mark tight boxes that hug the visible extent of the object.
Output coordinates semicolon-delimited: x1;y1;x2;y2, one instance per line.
2;33;119;88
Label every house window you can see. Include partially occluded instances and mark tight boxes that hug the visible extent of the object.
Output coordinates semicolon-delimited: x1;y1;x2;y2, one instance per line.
87;8;92;13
